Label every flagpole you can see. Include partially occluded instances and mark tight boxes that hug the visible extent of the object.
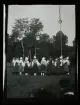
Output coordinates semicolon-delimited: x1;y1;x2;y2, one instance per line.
58;5;62;57
58;5;63;66
35;36;36;57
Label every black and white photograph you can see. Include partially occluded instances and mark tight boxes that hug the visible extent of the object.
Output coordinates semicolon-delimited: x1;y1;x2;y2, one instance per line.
3;4;77;101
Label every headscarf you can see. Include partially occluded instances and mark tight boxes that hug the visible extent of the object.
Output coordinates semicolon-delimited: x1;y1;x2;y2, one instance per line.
41;57;47;66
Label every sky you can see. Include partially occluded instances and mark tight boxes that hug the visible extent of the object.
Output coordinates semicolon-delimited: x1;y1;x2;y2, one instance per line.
7;5;75;46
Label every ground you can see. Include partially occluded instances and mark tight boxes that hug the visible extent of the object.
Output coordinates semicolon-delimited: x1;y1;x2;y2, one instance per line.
7;66;75;98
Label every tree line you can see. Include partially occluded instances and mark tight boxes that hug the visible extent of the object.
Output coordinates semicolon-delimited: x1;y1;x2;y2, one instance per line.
7;18;76;66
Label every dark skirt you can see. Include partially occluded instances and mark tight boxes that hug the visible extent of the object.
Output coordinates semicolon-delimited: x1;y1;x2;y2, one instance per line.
55;65;65;74
24;65;29;73
32;64;38;73
28;67;33;73
47;63;55;73
19;65;24;72
39;65;47;73
59;66;65;74
63;63;69;73
13;64;19;73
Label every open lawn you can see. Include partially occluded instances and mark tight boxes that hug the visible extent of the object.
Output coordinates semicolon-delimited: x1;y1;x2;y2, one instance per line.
7;67;75;98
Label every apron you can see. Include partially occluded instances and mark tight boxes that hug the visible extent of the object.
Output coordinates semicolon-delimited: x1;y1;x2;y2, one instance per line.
19;64;24;72
47;61;55;73
33;63;38;73
14;62;19;73
40;64;47;73
24;63;29;73
64;63;69;73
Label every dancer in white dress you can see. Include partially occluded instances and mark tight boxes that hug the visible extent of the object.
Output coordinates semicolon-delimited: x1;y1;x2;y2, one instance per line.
40;57;47;76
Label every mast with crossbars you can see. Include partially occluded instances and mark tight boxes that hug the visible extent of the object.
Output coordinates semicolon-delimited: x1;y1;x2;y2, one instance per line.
58;5;63;66
58;5;63;58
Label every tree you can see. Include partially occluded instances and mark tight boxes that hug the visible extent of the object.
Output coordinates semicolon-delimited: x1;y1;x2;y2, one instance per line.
39;33;50;42
7;33;12;44
53;31;68;49
47;38;54;44
29;18;43;36
10;18;43;59
10;18;30;59
11;18;29;41
52;31;68;57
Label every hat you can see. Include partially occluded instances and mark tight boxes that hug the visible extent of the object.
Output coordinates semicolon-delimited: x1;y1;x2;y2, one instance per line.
20;57;23;60
42;57;45;60
60;56;63;59
25;57;28;60
66;57;69;60
34;56;36;59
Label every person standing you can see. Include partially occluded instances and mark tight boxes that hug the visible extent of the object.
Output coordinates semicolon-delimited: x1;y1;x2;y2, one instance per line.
19;57;24;75
66;57;70;67
32;56;39;76
54;58;57;67
60;56;63;66
12;58;16;67
59;56;64;74
40;57;47;76
63;57;70;75
19;63;24;75
56;58;61;74
24;57;30;75
14;58;19;75
66;57;70;75
47;57;55;75
46;59;49;66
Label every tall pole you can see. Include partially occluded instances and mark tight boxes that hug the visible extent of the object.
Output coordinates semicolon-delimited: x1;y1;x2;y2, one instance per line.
18;30;25;61
35;35;36;57
58;5;62;57
29;48;31;62
21;39;24;61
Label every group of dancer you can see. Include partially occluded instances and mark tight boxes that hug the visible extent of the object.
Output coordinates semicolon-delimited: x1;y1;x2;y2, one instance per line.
12;55;70;76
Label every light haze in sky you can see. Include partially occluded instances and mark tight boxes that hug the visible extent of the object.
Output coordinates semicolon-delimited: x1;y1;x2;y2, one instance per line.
8;5;75;46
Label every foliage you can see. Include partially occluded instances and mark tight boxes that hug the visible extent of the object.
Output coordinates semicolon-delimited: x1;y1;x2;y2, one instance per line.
7;18;75;65
53;31;68;49
11;18;29;41
11;18;43;42
39;33;50;42
29;18;44;36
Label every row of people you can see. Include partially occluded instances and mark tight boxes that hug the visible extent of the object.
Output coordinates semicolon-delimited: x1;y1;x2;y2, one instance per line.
12;56;70;67
12;56;70;75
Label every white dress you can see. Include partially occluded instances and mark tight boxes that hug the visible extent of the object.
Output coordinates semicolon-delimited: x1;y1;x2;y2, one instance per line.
36;60;41;66
19;60;24;66
12;59;16;66
41;59;47;66
24;60;30;67
47;60;49;65
54;61;57;66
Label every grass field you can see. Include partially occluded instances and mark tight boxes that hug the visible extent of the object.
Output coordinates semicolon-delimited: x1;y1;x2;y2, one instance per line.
7;66;75;98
